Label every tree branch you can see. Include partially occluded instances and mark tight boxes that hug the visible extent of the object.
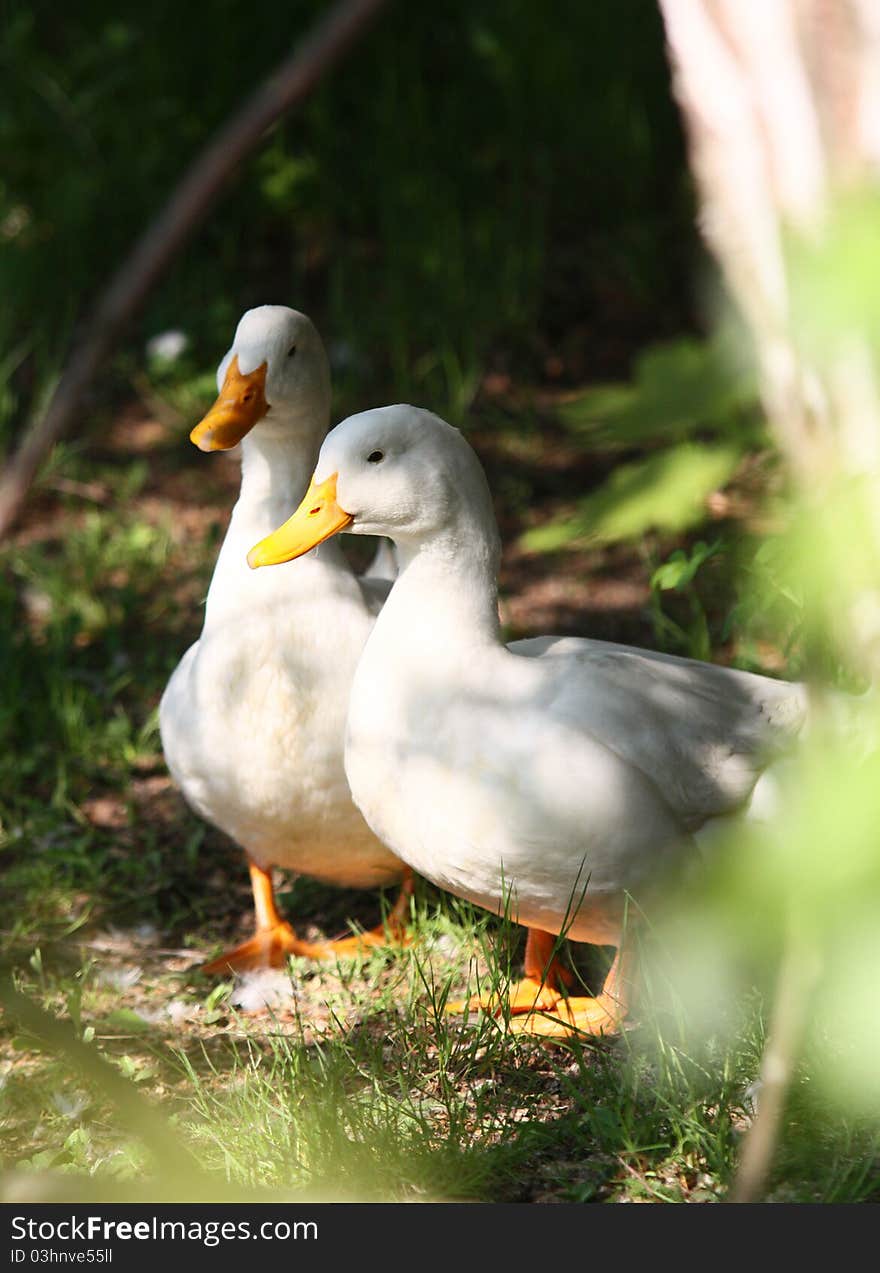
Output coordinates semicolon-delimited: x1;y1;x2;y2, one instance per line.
0;0;390;539
728;926;821;1203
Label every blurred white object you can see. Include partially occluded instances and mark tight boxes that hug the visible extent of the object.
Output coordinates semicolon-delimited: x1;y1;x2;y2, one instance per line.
96;965;142;990
146;329;189;362
52;1091;88;1120
230;969;293;1012
743;1079;763;1117
166;999;196;1025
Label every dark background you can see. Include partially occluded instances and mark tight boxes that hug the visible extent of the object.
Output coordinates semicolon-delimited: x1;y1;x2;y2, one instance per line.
1;0;695;431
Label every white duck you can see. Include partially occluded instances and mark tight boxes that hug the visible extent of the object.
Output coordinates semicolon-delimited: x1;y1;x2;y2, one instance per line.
246;404;809;1036
159;310;411;975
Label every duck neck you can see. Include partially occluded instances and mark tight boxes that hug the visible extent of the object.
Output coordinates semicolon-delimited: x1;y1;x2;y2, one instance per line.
381;520;503;656
203;407;333;629
236;410;326;517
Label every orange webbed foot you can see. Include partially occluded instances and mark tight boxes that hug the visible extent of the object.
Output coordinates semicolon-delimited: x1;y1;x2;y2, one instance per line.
448;928;574;1017
447;974;565;1017
201;920;325;974
508;994;623;1040
201;918;411;975
318;872;414;955
202;864;415;975
313;918;412;957
509;945;632;1040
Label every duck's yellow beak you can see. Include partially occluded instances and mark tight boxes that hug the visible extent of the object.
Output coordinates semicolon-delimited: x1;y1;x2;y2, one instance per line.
247;473;353;568
190;356;269;451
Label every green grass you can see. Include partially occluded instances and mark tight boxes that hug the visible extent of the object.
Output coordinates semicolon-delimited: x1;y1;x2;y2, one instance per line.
4;906;878;1203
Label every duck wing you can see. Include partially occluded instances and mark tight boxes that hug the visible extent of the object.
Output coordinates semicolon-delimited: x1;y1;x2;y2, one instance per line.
514;636;808;830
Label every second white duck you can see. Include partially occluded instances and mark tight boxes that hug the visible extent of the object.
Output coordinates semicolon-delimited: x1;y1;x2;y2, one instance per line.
160;310;411;974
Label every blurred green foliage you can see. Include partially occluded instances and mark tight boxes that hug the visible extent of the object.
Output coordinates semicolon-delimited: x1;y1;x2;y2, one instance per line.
659;713;880;1120
0;0;689;445
557;329;758;449
524;329;763;551
525;440;741;551
787;190;880;359
649;538;722;661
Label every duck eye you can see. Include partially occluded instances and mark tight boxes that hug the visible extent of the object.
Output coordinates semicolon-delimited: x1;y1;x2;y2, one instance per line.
367;450;384;464
287;344;297;358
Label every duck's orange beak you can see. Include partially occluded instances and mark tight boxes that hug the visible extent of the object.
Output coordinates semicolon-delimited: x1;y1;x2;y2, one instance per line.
247;473;353;568
190;356;269;451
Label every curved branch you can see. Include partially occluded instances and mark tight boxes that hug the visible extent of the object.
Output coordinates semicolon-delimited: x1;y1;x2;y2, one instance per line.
0;0;390;539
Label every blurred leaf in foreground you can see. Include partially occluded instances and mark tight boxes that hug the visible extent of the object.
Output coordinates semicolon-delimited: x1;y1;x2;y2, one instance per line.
523;442;741;551
787;190;880;360
557;330;760;451
656;705;880;1116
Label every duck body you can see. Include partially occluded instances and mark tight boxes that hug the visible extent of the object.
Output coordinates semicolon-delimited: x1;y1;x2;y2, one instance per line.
161;447;400;888
159;310;405;973
248;404;810;1031
345;552;807;945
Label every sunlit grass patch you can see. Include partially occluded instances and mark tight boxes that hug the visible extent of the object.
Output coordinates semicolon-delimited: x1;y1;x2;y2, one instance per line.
3;887;878;1204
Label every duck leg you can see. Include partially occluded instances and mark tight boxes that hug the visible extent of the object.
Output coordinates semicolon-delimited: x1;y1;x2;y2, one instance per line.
319;868;414;954
449;927;574;1016
509;945;632;1039
202;861;413;975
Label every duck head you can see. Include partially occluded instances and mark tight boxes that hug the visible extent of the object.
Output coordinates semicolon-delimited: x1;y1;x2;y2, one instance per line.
246;404;499;568
190;306;330;452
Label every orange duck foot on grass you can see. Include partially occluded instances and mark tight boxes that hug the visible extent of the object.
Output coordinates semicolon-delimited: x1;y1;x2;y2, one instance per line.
202;861;414;975
447;927;575;1017
509;949;631;1040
